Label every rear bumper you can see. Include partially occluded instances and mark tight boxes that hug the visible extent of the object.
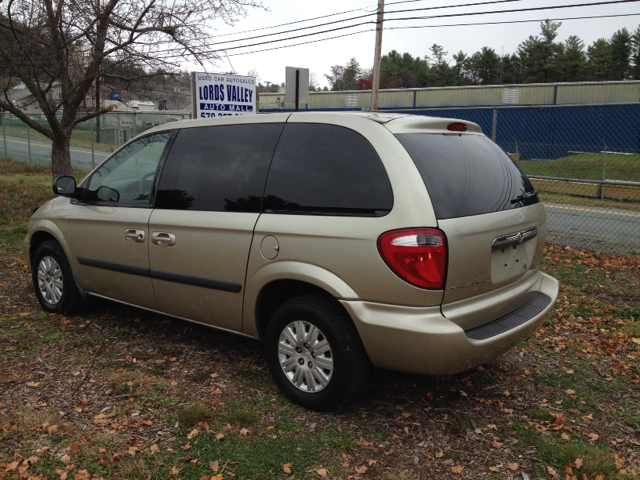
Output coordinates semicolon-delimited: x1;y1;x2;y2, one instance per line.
341;272;558;375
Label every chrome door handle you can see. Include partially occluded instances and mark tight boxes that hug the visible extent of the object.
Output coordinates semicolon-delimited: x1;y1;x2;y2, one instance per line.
124;229;145;243
152;232;176;246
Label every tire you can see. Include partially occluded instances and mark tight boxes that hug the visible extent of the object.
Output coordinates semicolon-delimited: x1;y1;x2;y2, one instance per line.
32;240;83;314
265;293;370;411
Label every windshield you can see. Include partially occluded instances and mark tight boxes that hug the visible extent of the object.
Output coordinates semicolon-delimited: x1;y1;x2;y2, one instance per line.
396;133;539;220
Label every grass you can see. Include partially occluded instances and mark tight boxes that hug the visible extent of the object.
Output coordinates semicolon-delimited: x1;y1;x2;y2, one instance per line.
176;404;213;427
519;153;640;183
0;157;638;479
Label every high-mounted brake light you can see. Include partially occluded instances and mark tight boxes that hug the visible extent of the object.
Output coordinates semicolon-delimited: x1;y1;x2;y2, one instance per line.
377;228;448;290
447;122;468;132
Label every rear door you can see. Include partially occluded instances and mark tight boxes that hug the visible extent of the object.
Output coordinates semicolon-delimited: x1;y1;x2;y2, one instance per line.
148;121;284;331
395;132;546;327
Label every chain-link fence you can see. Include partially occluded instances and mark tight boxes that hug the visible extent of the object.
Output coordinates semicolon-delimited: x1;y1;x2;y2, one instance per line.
2;105;638;256
0;111;191;171
387;104;640;256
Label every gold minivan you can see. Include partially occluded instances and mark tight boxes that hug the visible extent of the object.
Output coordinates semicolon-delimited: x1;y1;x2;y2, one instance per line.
25;112;558;410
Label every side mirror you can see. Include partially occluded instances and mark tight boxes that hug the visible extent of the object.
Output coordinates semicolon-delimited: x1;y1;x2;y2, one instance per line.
96;186;120;203
53;176;77;197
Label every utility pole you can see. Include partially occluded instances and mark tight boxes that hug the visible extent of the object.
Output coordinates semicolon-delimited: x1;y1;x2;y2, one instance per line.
371;0;384;111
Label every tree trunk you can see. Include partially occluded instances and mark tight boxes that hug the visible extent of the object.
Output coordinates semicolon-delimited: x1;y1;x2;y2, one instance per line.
51;134;72;179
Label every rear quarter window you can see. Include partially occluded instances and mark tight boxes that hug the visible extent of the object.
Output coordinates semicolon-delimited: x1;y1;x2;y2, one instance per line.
395;133;539;219
264;123;393;216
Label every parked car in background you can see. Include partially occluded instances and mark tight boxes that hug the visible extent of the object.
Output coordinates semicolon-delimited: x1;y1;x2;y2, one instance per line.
25;112;558;410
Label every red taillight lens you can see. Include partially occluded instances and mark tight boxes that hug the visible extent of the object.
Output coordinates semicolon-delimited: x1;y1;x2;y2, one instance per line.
447;122;467;132
377;228;447;290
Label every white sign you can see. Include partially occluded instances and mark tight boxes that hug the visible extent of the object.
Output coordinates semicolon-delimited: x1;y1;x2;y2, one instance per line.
502;87;520;104
285;67;309;105
192;72;256;118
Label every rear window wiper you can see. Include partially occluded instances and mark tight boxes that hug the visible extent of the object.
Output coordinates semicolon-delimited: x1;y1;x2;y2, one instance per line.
511;191;539;204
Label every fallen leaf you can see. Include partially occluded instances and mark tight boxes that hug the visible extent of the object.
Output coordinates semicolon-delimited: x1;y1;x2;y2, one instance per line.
355;465;368;474
404;426;410;434
368;459;377;466
492;441;503;449
575;458;583;469
170;381;178;386
26;382;41;388
48;424;59;434
507;463;518;471
240;428;250;436
187;429;199;439
489;466;499;472
547;466;557;475
487;424;498;430
564;389;576;395
216;433;224;440
210;461;219;472
150;444;159;453
631;338;640;344
316;468;329;478
561;433;571;440
451;465;464;474
283;463;292;474
171;465;183;475
181;442;192;451
435;451;444;458
60;455;71;464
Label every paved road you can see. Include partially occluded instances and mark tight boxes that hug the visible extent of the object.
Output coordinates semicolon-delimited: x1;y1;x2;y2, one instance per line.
545;203;639;256
1;134;111;170
2;134;638;255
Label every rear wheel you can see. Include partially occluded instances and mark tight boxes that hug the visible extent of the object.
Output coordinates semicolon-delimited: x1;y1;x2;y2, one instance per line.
32;241;83;314
265;293;369;410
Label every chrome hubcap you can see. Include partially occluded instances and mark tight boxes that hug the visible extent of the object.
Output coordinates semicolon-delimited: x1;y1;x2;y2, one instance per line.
278;321;333;393
37;256;63;305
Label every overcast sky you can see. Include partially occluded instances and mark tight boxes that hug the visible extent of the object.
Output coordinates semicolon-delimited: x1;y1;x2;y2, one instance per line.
198;0;640;88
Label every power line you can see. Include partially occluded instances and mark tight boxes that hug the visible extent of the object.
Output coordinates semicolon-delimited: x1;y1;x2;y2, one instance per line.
200;0;517;40
219;12;640;58
149;11;640;62
201;0;519;46
152;0;638;57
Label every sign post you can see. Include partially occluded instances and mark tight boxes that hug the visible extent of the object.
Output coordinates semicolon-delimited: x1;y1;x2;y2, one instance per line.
285;67;309;112
191;72;256;118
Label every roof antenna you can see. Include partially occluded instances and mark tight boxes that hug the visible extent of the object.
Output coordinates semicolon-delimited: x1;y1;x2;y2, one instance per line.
225;51;236;74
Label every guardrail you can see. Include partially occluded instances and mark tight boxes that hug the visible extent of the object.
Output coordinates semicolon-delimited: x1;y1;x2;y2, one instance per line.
529;176;640;202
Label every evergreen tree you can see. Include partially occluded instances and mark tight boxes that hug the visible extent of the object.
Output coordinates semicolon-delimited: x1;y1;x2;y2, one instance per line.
518;20;564;83
610;28;632;80
586;39;613;81
631;25;640;80
561;36;587;82
468;47;501;85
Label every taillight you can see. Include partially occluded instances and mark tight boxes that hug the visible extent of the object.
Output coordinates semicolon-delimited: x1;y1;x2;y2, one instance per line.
447;122;467;132
377;228;447;290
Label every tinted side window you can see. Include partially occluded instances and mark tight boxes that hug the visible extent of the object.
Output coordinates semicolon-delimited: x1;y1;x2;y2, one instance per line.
396;133;539;220
263;124;393;216
155;124;284;212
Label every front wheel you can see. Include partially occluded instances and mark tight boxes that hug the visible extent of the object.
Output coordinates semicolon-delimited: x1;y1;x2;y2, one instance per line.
265;293;370;411
32;240;83;314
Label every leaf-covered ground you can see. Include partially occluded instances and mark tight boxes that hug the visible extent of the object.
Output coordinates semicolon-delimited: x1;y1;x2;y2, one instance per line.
0;160;639;479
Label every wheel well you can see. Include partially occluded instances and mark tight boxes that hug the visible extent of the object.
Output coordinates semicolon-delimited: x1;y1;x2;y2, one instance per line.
257;280;332;339
29;231;57;263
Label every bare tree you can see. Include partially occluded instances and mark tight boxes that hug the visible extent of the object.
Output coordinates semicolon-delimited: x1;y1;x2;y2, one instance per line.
0;0;262;178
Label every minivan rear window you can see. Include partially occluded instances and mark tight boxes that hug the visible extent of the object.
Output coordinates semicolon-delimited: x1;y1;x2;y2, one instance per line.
395;134;539;220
